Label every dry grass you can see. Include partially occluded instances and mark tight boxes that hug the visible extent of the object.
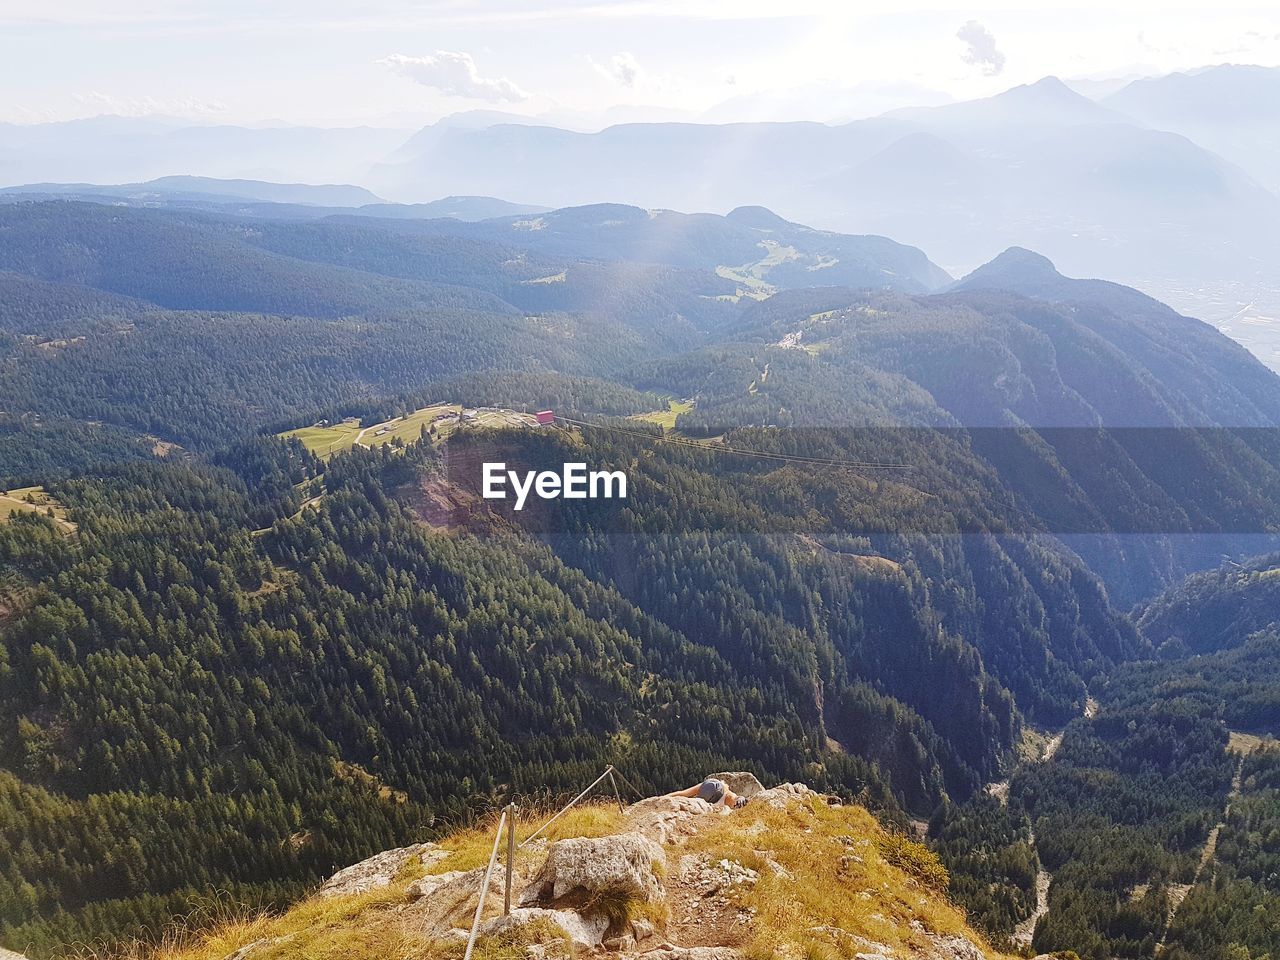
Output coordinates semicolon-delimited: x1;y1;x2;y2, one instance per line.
1228;730;1280;754
425;802;627;876
0;485;74;531
681;797;1014;960
100;803;625;960
629;399;694;431
102;798;1010;960
76;887;416;960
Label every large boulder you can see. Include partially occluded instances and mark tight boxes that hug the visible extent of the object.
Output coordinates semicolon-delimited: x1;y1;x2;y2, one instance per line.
705;772;765;799
318;842;446;897
626;796;718;844
1;949;31;960
909;920;988;960
403;866;508;939
750;782;816;810
521;832;665;905
481;907;610;948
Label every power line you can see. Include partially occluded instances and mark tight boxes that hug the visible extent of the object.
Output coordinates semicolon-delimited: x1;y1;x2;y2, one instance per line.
554;415;914;471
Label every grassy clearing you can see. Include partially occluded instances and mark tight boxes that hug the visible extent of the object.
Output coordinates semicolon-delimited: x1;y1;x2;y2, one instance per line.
0;485;74;531
279;420;364;457
629;399;694;431
279;405;537;460
1228;730;1280;754
1019;726;1052;762
715;265;775;301
522;271;567;285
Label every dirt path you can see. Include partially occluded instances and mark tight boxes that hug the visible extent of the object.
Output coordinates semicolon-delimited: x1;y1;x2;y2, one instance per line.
1155;757;1244;953
661;854;755;949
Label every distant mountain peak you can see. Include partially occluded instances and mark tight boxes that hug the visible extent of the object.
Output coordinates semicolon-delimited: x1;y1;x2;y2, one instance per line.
990;75;1118;117
725;205;794;229
882;74;1124;128
975;246;1059;275
951;246;1066;295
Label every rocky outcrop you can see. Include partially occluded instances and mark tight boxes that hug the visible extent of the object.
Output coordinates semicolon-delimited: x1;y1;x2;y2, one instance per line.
705;772;765;799
481;907;610;948
201;778;1017;960
318;842;447;897
626;795;722;844
750;782;817;809
521;831;666;905
403;866;509;939
0;948;31;960
910;920;988;960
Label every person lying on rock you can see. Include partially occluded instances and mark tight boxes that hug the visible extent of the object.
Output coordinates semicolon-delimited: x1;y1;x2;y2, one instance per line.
666;777;749;809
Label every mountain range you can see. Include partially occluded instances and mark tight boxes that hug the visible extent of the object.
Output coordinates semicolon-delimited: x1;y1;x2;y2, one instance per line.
7;66;1280;375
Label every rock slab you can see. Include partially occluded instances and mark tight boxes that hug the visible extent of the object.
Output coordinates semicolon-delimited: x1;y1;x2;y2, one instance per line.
318;842;446;897
522;832;666;904
481;906;610;948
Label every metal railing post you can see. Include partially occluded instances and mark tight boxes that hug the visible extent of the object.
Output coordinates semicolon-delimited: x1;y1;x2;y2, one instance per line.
463;807;508;960
608;768;625;813
504;802;516;916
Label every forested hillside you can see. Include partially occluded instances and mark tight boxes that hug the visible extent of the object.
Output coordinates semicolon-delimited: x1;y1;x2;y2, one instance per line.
3;197;1280;959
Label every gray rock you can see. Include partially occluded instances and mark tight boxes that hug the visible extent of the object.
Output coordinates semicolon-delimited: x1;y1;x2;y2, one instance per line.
603;934;637;952
637;949;744;960
908;919;988;960
631;917;658;942
521;832;665;905
625;796;715;844
705;772;766;799
0;950;30;960
402;866;508;939
318;842;445;897
481;907;609;948
750;782;816;809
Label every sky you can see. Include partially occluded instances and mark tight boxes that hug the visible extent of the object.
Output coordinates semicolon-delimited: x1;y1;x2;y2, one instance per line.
2;0;1280;128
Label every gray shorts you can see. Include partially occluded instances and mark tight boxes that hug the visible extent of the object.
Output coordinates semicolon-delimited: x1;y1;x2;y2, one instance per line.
697;778;726;804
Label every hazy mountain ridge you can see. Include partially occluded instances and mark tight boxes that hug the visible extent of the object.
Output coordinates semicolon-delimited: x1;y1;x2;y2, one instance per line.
1103;64;1280;194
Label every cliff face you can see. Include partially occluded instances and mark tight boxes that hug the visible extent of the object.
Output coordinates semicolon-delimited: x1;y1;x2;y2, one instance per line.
133;776;1055;960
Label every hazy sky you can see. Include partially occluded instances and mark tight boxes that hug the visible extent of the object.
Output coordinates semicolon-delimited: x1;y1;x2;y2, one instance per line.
2;0;1280;128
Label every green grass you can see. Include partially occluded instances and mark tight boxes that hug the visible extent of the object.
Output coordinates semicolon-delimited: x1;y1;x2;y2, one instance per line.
0;485;74;531
361;405;462;448
629;399;694;431
521;271;567;285
279;405;537;460
279;420;364;457
1228;730;1280;754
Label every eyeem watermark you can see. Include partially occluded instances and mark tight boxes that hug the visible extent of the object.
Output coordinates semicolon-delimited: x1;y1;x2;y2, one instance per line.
482;462;627;510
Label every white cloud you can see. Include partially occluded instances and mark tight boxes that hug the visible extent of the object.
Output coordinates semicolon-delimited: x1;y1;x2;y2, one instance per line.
956;20;1006;76
71;91;228;117
592;51;643;87
377;51;530;102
